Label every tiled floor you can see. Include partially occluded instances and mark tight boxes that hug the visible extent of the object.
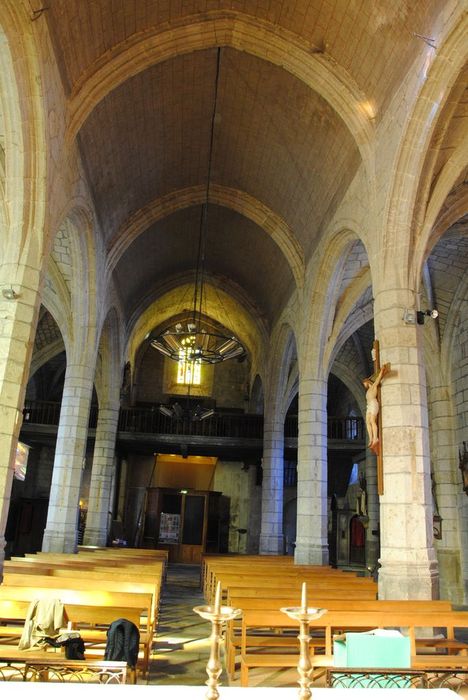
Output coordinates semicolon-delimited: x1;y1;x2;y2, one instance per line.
146;563;302;688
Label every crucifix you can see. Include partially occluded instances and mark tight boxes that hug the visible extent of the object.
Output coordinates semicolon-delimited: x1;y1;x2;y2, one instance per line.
362;340;390;495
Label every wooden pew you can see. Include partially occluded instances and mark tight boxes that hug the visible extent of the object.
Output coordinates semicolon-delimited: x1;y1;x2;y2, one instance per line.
3;560;162;586
238;608;468;686
210;570;370;602
204;561;365;600
2;572;160;633
224;596;454;678
0;585;153;676
17;552;165;571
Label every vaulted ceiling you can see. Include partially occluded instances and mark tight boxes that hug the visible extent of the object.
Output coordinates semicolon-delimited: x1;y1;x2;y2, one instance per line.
43;1;459;339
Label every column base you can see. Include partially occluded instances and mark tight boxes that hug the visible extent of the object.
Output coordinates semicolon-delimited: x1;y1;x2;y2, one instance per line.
378;558;439;599
42;527;78;553
365;537;380;573
294;541;329;565
259;533;284;555
0;535;7;570
437;548;464;604
83;527;108;547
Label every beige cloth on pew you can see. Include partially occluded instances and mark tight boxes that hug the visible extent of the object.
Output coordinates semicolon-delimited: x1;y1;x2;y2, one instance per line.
18;598;64;650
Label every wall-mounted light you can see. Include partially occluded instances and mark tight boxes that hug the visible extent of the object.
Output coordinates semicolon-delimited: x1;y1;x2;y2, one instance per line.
2;286;19;300
403;308;438;325
417;309;439;325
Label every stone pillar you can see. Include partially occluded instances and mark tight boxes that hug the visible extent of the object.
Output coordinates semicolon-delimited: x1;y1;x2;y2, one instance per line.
83;402;120;546
0;270;41;570
295;376;329;565
428;381;463;602
259;413;285;554
364;450;380;572
42;363;95;552
375;287;438;599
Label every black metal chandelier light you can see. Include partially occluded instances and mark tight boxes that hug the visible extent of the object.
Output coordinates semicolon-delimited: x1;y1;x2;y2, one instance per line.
151;48;244;366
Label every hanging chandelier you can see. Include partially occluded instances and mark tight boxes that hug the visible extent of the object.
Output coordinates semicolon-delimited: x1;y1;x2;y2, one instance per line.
151;47;245;366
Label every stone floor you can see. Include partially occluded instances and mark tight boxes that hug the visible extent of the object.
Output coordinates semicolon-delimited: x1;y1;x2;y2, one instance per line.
145;563;302;688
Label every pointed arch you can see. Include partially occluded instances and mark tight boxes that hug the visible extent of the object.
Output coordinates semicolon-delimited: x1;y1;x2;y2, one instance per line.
66;12;374;175
107;184;305;290
382;14;468;284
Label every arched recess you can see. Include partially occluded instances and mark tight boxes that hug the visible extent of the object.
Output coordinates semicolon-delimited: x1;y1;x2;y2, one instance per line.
126;281;267;374
46;207;99;365
266;323;298;418
301;227;372;381
330;361;367;419
382;14;467;282
0;3;46;269
249;374;264;415
28;306;66;380
93;307;123;408
67;13;374;174
107;185;305;291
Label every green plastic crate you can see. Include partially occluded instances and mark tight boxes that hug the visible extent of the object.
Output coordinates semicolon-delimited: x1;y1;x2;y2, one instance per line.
333;632;411;688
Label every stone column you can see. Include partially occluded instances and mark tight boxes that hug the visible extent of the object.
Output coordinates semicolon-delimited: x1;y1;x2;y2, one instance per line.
42;363;95;552
0;270;41;570
364;450;380;572
259;412;285;554
295;376;329;565
375;286;438;599
428;380;463;602
83;402;120;546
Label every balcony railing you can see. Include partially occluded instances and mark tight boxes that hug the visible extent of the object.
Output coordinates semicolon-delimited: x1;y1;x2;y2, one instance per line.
285;414;364;441
117;407;264;439
21;400;364;442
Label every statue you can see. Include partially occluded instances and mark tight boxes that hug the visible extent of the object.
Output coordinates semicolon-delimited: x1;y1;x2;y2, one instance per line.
362;363;390;449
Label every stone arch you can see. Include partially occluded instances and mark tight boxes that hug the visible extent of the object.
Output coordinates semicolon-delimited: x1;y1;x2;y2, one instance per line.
301;226;371;380
330;360;367;419
383;13;467;283
94;307;123;407
413;148;468;290
0;3;46;269
267;323;299;419
67;12;374;173
126;281;267;374
0;17;26;243
48;206;99;363
428;186;468;253
249;374;264;415
25;306;67;412
107;185;305;291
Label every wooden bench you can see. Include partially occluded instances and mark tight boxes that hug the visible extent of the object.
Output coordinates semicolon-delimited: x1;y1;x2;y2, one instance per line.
4;557;164;579
205;563;370;601
14;553;165;574
238;608;468;686
225;596;454;678
0;585;154;677
2;572;161;633
211;573;377;607
201;555;365;591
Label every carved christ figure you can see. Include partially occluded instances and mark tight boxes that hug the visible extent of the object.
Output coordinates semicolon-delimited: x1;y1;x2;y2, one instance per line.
362;363;390;449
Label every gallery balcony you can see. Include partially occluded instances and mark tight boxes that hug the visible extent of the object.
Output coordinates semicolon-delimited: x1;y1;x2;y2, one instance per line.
20;400;365;460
